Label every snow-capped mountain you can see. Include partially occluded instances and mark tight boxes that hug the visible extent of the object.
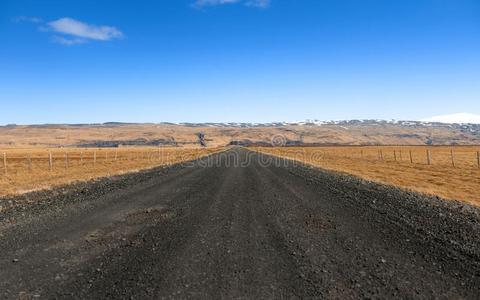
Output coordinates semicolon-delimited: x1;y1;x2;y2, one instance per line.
175;118;480;129
2;118;480;147
422;113;480;124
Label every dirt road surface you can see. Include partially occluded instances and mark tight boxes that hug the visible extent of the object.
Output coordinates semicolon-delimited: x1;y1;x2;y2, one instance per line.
0;148;479;299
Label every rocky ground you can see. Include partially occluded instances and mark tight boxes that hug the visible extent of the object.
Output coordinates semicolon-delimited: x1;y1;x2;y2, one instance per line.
0;148;479;299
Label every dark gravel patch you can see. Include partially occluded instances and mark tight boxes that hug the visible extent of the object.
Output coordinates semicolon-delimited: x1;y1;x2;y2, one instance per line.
0;148;479;299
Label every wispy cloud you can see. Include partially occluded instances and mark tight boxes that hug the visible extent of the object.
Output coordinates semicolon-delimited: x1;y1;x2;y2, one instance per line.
245;0;270;8
13;16;43;23
193;0;270;8
51;35;87;46
14;16;124;46
195;0;240;6
48;18;123;42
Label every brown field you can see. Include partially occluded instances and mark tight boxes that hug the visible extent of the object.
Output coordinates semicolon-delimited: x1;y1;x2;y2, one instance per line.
0;147;223;198
253;146;480;206
1;122;480;149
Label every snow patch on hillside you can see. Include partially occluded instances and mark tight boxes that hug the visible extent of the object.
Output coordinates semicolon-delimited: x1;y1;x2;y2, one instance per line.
422;113;480;124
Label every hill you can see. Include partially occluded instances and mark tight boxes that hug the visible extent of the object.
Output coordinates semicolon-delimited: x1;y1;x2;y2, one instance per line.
0;120;479;148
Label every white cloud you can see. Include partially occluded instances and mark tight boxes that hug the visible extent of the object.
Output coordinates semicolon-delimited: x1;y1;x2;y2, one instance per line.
193;0;270;8
48;18;123;41
194;0;240;6
14;16;123;45
51;35;87;46
245;0;270;8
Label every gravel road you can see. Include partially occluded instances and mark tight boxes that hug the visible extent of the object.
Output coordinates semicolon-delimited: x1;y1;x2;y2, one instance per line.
0;148;479;299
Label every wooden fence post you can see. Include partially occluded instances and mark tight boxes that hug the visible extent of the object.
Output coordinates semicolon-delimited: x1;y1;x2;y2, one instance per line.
27;154;32;171
394;150;397;162
426;149;431;165
65;152;68;169
450;149;455;168
115;150;118;161
3;152;7;176
477;151;480;169
49;152;53;171
80;151;84;164
380;150;383;160
93;151;97;168
409;150;413;164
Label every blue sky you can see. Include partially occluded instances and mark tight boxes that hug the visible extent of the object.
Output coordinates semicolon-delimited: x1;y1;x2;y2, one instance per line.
1;0;479;124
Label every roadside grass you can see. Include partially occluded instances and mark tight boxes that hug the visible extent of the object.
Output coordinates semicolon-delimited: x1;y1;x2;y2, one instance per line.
253;146;480;206
0;147;223;198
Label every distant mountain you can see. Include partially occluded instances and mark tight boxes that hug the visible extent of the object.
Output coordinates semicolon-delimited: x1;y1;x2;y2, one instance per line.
179;118;480;127
422;113;480;124
3;118;480;128
1;119;480;148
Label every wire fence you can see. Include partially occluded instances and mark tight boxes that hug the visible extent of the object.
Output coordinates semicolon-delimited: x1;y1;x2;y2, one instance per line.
0;147;221;197
253;145;480;204
257;146;480;169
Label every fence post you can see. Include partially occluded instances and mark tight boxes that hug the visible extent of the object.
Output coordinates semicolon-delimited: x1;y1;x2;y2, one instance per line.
426;149;431;165
65;152;68;169
380;150;383;160
450;149;455;168
27;154;32;171
3;152;6;176
93;151;97;168
394;150;397;162
477;151;480;169
115;150;118;161
409;150;413;164
49;152;53;171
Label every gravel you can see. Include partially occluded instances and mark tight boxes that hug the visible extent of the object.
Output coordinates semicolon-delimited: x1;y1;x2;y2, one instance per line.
0;148;479;299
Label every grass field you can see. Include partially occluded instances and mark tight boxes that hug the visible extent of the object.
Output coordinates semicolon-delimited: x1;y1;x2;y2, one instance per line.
253;146;480;206
2;123;480;149
2;145;479;206
0;147;222;198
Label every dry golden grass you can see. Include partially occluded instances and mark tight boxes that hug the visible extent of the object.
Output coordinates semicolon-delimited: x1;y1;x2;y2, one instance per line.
253;146;480;206
0;147;223;197
2;123;480;149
